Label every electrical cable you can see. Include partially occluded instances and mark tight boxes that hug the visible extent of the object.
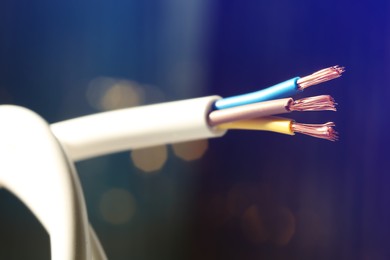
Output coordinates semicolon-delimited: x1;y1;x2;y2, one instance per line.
51;66;344;160
216;117;338;141
208;95;336;126
214;66;344;110
0;65;344;260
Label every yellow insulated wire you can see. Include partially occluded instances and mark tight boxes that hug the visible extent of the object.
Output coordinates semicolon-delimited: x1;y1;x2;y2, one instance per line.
216;116;294;136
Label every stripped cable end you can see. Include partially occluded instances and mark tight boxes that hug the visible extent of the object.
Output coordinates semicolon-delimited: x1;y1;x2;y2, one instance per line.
292;122;338;141
288;95;337;112
297;66;345;90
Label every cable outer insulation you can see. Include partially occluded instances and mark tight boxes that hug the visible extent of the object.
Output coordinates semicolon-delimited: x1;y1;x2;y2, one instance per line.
51;96;226;161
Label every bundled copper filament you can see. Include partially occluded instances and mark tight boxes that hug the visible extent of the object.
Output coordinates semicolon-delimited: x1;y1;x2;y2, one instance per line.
288;95;337;112
297;66;345;90
292;122;338;141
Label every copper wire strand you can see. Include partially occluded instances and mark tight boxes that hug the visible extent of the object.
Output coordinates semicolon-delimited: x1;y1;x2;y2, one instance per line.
292;122;338;141
297;65;345;90
288;95;337;112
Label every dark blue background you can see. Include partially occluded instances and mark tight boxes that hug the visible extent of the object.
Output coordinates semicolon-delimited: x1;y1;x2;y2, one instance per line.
1;0;389;259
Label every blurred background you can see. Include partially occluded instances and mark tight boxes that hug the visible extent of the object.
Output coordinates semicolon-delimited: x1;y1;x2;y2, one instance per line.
1;0;390;259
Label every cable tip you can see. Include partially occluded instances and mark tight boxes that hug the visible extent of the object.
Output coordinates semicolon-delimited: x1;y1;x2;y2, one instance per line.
288;95;337;112
297;65;345;90
292;122;338;141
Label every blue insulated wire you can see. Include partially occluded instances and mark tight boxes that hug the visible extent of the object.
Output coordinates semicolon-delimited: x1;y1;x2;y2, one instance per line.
214;77;301;110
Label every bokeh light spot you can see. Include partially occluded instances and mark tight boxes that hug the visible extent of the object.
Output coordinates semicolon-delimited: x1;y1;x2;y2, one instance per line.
241;205;268;245
87;77;144;111
130;145;168;173
171;139;208;161
86;77;116;110
271;206;295;246
99;188;137;225
101;81;144;110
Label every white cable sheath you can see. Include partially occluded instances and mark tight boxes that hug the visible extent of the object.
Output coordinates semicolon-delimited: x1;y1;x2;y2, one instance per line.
51;96;226;161
0;105;91;260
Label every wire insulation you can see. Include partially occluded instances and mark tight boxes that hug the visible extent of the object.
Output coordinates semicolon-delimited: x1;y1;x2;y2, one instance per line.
209;95;336;126
216;117;294;135
214;66;344;110
214;78;299;110
217;117;337;141
209;98;291;126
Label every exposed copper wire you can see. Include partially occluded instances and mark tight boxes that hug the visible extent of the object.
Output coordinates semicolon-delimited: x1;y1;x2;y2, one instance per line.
288;95;337;112
297;66;345;90
292;122;338;141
